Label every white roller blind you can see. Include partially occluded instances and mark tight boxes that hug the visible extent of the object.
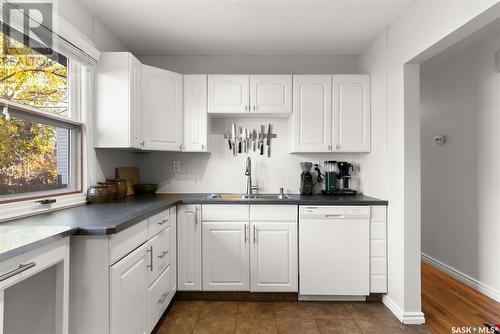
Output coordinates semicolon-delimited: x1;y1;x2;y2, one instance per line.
1;0;100;66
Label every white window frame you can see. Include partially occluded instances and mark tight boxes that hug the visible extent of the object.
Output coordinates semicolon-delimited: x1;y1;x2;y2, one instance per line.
0;56;90;221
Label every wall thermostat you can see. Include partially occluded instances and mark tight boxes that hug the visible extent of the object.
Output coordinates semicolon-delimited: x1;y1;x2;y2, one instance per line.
434;135;446;145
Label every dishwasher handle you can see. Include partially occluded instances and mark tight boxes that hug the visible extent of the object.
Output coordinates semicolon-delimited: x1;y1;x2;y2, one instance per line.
325;214;345;218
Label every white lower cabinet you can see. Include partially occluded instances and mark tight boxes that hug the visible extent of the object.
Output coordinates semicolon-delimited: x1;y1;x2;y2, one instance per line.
197;205;297;293
177;205;202;291
250;222;297;292
110;243;149;334
71;208;176;334
202;222;249;291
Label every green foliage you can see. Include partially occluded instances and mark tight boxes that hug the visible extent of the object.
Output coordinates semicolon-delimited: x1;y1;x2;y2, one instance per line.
0;31;68;194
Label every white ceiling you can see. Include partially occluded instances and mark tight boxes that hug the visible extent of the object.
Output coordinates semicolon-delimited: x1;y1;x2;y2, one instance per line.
76;0;413;56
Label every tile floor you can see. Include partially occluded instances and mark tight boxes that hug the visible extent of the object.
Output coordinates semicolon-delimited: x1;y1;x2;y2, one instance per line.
156;300;432;334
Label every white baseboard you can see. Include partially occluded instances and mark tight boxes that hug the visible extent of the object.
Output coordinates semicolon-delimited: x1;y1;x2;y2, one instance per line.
421;253;500;303
382;295;426;325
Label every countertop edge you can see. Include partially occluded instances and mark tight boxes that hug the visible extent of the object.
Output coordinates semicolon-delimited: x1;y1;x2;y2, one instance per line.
0;195;387;261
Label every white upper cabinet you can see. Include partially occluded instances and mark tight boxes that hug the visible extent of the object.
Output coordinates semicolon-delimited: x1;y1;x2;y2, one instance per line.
333;75;371;152
142;65;183;151
250;75;292;114
183;75;208;152
94;52;143;149
291;75;332;152
208;75;250;113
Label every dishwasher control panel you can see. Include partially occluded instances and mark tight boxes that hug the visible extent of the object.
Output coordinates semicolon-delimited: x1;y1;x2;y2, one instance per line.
299;206;370;219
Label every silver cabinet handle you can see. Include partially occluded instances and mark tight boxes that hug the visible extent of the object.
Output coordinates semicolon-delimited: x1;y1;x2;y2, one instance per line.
252;105;256;111
0;262;36;283
158;251;168;259
158;293;168;304
146;246;153;271
253;225;256;244
195;207;199;225
244;224;247;242
158;218;169;225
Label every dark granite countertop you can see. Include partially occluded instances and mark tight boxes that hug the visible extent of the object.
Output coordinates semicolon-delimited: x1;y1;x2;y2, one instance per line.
0;193;387;261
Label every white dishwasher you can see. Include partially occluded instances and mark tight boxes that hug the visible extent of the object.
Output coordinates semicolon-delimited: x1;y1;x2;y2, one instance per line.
299;206;370;300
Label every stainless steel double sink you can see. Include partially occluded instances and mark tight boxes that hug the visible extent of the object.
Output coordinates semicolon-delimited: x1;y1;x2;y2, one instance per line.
206;193;290;200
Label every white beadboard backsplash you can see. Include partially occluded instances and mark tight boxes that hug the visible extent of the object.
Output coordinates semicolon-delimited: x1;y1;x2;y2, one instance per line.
139;117;366;195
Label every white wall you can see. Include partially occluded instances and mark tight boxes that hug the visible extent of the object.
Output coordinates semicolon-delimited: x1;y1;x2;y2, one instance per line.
54;0;138;184
358;31;388;200
57;0;128;52
139;55;359;74
360;0;498;323
138;117;366;194
421;29;500;300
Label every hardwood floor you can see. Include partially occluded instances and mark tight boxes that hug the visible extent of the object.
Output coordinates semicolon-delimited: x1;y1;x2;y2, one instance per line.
422;261;500;334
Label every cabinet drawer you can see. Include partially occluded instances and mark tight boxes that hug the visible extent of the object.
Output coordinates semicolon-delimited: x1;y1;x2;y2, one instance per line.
0;237;69;291
148;209;171;238
149;227;171;284
250;205;297;221
371;206;386;221
148;266;172;332
202;205;249;221
109;220;148;264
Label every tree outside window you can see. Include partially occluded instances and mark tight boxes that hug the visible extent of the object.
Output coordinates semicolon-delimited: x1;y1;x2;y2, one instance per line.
0;30;70;197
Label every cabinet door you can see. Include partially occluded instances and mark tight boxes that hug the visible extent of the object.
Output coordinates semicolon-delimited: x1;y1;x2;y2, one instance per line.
250;222;297;292
94;52;142;149
202;222;249;291
110;243;148;334
184;75;208;152
333;75;371;152
142;65;183;151
129;55;143;149
169;207;177;296
250;75;292;114
208;75;249;113
177;205;202;291
291;75;332;152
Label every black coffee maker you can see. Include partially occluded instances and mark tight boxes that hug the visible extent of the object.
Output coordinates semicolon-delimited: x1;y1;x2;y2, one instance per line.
299;162;313;195
336;162;357;195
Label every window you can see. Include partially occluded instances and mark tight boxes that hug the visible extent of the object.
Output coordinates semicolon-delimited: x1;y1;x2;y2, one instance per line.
0;29;82;202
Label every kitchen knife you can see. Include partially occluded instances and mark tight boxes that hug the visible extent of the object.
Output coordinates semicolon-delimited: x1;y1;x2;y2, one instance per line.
232;123;236;156
243;128;247;153
228;132;232;150
260;125;265;155
252;129;257;151
238;127;243;153
266;123;272;157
